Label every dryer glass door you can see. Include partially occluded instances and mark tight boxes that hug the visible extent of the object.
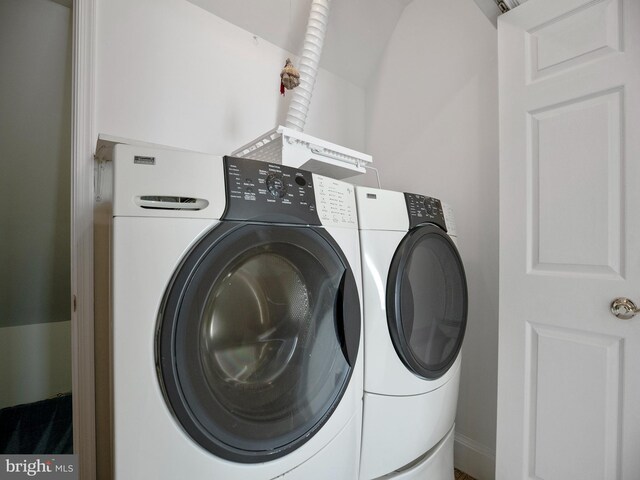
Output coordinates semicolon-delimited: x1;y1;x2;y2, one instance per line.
156;222;360;463
387;224;467;379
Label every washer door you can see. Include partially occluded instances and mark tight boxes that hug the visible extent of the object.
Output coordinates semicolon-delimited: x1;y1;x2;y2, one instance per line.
386;224;467;380
156;222;359;463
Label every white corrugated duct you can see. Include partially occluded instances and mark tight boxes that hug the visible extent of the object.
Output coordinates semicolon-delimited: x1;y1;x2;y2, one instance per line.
284;0;331;132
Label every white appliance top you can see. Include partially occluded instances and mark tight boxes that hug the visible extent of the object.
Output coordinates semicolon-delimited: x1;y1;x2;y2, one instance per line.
355;186;456;236
111;143;358;229
112;144;226;219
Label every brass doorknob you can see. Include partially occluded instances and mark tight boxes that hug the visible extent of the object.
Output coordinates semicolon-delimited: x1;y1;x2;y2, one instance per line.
610;297;639;320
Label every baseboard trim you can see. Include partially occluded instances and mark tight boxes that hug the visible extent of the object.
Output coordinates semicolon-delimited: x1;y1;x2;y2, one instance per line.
454;432;495;480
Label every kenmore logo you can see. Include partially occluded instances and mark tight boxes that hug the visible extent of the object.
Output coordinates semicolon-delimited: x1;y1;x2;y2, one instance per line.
134;155;156;165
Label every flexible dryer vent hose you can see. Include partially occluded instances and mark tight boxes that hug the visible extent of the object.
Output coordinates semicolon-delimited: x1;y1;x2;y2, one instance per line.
285;0;331;132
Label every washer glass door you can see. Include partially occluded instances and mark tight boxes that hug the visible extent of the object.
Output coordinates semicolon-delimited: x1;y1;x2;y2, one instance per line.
387;224;467;379
156;223;359;463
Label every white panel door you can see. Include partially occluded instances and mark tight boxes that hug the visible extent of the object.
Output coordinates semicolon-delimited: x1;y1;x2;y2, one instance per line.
497;0;640;479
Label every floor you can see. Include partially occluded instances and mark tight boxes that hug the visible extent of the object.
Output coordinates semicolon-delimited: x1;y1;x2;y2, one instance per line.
454;469;477;480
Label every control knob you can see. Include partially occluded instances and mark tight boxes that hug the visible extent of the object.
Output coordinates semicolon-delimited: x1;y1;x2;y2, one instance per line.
266;173;286;198
422;197;435;216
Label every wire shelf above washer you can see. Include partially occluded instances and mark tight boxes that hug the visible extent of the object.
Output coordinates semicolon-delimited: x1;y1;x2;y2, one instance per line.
231;126;372;180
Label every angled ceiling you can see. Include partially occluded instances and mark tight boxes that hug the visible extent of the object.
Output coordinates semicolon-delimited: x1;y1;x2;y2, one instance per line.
472;0;502;27
187;0;413;88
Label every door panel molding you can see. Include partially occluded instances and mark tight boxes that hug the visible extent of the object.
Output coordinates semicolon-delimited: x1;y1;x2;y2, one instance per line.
526;87;624;278
524;322;622;479
525;0;622;82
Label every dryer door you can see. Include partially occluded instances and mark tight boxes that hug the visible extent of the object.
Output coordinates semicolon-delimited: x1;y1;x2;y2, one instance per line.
156;222;360;463
387;224;467;380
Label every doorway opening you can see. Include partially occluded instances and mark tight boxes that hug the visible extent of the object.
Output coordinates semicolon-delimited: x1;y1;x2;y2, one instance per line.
0;0;73;454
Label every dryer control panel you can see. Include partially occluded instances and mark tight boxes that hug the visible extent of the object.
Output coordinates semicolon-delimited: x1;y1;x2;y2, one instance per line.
223;156;322;225
404;192;447;231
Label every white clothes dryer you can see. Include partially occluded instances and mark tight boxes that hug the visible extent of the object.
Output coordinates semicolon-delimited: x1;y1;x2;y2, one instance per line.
355;187;467;480
109;144;363;479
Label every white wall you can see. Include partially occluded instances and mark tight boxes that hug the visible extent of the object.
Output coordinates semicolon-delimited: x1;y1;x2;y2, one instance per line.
0;322;72;409
0;0;71;328
0;0;72;408
95;0;366;154
365;0;499;478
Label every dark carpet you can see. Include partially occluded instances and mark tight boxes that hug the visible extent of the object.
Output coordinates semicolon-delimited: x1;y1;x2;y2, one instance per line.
0;393;73;454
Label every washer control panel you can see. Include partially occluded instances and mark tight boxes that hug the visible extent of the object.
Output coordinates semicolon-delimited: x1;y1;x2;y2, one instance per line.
404;192;447;231
223;156;320;225
314;175;357;228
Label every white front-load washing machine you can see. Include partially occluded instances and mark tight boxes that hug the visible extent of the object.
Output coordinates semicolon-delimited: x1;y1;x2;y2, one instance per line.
109;144;363;479
355;187;467;480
